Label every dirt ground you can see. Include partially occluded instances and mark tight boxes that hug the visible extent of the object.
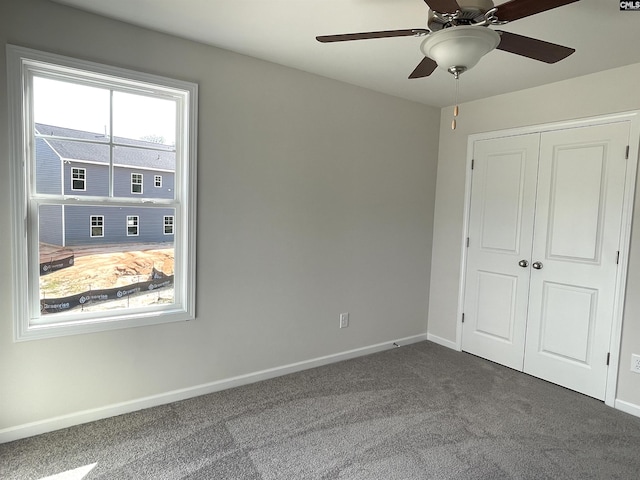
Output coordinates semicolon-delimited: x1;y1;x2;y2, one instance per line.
40;243;174;299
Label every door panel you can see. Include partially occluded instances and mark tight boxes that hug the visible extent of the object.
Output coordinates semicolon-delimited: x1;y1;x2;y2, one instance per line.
479;155;529;252
537;281;596;363
546;146;605;261
524;122;630;400
475;271;518;341
462;134;540;370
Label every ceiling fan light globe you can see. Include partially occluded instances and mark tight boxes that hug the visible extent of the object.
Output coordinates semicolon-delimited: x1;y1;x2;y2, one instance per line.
420;26;500;72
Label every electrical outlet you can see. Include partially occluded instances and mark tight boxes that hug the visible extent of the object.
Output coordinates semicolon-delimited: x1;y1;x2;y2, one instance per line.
339;313;349;329
631;354;640;374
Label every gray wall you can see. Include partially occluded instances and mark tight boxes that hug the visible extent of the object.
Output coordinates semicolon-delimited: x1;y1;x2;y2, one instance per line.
0;0;440;430
428;62;640;409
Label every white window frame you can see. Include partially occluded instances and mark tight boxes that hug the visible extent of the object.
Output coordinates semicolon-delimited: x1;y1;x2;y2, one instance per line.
131;172;143;194
71;167;86;191
155;175;162;188
90;215;104;238
164;215;174;235
126;215;139;236
7;45;198;341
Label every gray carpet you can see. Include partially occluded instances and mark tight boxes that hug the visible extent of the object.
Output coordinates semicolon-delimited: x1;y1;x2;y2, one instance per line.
2;341;640;479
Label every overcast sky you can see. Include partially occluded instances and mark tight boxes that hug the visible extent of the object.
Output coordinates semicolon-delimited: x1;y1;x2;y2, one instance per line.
33;76;177;145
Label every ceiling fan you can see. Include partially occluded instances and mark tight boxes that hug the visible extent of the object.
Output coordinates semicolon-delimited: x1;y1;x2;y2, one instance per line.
316;0;579;80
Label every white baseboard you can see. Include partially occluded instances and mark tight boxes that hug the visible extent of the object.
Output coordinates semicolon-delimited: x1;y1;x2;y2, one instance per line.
0;333;427;444
614;398;640;419
426;332;459;351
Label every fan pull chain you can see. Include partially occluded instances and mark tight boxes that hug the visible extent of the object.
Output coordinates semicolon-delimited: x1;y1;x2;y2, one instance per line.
452;73;460;130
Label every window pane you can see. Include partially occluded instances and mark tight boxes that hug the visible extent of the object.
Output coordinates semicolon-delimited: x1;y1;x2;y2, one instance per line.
127;215;139;236
38;205;175;316
72;168;86;191
35;138;110;195
90;215;104;237
33;77;110;140
9;46;196;339
164;215;174;235
113;91;176;147
131;173;143;195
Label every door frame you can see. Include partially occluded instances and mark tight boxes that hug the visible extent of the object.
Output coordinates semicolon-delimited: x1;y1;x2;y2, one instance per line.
455;111;640;407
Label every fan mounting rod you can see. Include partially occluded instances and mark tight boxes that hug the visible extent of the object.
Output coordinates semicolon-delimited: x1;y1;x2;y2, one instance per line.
428;0;503;31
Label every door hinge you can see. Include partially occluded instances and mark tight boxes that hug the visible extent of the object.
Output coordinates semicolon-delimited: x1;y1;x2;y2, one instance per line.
466;237;470;248
606;352;610;366
471;159;475;170
616;251;620;265
462;313;465;323
626;145;630;160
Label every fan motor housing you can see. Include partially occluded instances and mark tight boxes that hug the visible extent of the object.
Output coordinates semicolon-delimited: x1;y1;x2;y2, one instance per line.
428;0;495;31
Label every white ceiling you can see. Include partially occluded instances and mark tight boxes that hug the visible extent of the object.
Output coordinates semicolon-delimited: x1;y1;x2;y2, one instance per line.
51;0;640;108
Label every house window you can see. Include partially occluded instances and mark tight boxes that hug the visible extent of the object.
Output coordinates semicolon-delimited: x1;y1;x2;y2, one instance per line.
71;167;86;191
131;173;143;194
90;215;104;237
8;45;198;341
164;215;174;235
127;215;139;236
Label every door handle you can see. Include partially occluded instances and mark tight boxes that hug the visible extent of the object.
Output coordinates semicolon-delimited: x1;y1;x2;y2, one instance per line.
532;261;543;270
518;259;529;268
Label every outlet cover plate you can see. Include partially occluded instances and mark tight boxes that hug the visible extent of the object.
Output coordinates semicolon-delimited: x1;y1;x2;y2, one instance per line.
339;313;349;329
632;354;640;373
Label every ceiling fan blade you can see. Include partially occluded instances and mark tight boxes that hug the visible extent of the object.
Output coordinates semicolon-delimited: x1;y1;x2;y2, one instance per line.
496;30;575;63
423;0;461;14
495;0;580;22
316;29;428;43
409;57;438;79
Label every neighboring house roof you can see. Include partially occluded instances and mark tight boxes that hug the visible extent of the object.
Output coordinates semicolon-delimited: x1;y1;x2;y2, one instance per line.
35;123;175;171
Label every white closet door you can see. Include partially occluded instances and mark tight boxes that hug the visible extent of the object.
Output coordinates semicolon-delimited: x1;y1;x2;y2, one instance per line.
461;134;540;370
523;122;630;400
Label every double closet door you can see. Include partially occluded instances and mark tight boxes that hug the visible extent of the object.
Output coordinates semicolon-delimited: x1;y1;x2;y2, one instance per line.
462;121;630;400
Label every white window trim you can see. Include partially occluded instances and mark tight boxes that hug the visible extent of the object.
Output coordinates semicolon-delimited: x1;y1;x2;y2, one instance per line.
71;167;86;191
7;45;198;341
155;175;162;188
131;172;143;194
90;215;104;238
126;215;139;236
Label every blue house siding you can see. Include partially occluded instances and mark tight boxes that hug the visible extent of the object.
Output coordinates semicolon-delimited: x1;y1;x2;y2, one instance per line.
35;124;177;246
151;171;175;198
39;204;64;246
63;205;175;246
35;138;62;195
113;166;175;199
63;161;110;196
